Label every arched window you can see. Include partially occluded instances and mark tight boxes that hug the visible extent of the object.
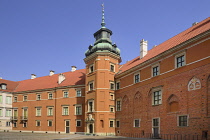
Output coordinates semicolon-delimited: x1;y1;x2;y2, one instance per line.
122;95;129;110
188;77;201;91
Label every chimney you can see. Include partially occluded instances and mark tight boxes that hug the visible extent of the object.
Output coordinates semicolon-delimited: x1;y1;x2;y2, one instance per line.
71;66;77;72
140;39;148;59
49;70;55;76
58;73;65;84
31;74;36;79
192;22;198;26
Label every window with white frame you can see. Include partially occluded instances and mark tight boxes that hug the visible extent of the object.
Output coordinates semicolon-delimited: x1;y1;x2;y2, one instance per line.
89;64;94;73
116;120;120;128
110;93;114;100
116;81;120;90
76;89;82;97
178;115;188;126
6;121;10;127
89;81;94;91
36;108;41;116
110;106;115;112
63;91;69;98
116;99;121;111
76;120;82;127
36;94;41;100
6;109;12;117
134;119;140;127
75;105;82;115
152;64;160;77
134;73;140;83
88;100;94;112
36;120;41;126
110;81;115;90
48;93;53;99
1;84;7;90
13;109;18;119
23;108;28;119
48;120;53;126
110;63;115;72
47;107;53;116
23;95;27;101
0;95;2;103
175;52;186;68
153;90;162;105
62;106;69;115
6;96;12;104
13;122;17;127
23;122;27;127
109;120;115;127
14;96;17;102
0;109;3;116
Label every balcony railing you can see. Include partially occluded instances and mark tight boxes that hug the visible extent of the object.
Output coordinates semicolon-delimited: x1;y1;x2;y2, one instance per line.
20;116;28;120
10;116;18;120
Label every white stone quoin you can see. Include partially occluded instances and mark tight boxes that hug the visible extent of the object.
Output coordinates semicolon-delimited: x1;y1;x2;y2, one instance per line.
140;39;148;59
31;74;36;79
71;66;77;72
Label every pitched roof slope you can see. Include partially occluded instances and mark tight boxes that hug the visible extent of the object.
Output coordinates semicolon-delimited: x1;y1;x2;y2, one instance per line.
0;79;19;92
118;17;210;74
14;69;86;92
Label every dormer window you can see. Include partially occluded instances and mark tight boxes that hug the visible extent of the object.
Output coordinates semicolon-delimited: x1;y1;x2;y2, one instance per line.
0;84;7;90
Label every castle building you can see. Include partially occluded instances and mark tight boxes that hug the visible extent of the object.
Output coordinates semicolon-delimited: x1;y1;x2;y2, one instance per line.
0;6;210;139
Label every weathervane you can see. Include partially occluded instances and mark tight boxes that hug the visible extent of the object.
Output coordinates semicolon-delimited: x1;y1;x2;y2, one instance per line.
101;3;106;28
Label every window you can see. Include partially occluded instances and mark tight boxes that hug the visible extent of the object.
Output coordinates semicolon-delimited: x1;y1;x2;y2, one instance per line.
1;84;7;90
48;120;53;127
152;65;159;77
13;109;18;119
76;120;82;127
6;96;12;104
116;100;121;111
116;120;120;128
36;108;41;116
110;93;114;100
0;109;2;116
110;82;115;90
109;120;114;127
48;93;53;99
47;107;53;116
134;73;140;83
110;106;114;112
22;108;28;119
153;90;162;105
37;94;41;100
116;82;120;90
63;91;69;98
134;119;140;127
178;115;188;126
62;106;69;115
6;121;10;127
75;105;82;115
76;89;82;97
89;64;94;73
175;52;186;68
6;109;12;117
88;100;94;112
23;95;27;101
110;64;115;72
36;120;41;126
14;96;17;102
23;122;27;127
13;122;17;127
0;95;2;103
153;118;159;127
89;81;94;91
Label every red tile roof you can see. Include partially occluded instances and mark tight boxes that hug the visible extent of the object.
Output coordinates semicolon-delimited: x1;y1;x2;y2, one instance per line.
118;17;210;74
0;79;19;92
14;69;86;92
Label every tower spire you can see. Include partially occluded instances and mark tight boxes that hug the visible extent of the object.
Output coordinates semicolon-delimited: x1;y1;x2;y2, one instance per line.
101;3;106;28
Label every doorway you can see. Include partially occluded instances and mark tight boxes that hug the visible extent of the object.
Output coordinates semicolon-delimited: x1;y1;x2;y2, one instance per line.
65;120;70;133
89;124;93;133
152;118;159;138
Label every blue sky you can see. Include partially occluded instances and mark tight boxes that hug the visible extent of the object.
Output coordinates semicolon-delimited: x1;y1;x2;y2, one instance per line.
0;0;209;81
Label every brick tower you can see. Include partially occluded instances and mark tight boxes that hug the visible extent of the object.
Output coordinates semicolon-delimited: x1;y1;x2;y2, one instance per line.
84;4;121;135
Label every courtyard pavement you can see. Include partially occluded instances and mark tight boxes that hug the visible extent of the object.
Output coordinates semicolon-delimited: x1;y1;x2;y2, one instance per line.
0;132;159;140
